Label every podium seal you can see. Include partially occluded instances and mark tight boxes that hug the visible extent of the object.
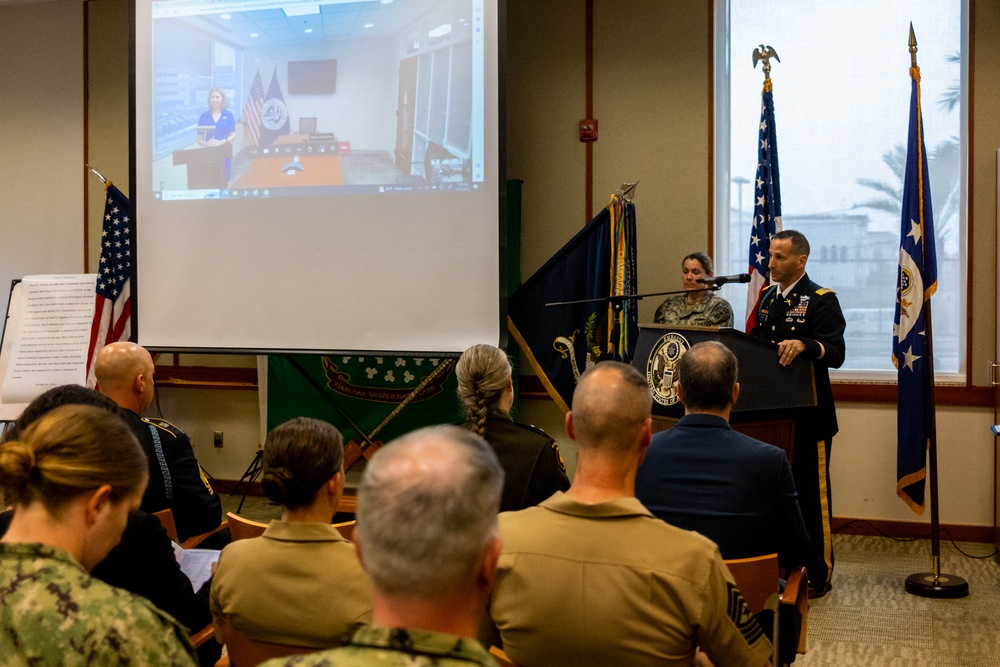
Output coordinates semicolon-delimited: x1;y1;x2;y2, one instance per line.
646;332;691;406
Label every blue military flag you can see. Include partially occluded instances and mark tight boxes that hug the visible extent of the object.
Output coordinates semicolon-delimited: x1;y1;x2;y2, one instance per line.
892;62;938;514
744;80;782;332
508;195;638;412
259;68;291;145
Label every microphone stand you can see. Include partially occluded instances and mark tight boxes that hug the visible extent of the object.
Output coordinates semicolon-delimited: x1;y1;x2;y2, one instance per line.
545;286;720;311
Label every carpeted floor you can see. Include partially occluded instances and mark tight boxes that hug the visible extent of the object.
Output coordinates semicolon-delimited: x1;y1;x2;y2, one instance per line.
221;493;1000;665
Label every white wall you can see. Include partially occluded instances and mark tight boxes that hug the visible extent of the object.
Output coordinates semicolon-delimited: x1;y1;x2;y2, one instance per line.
0;3;84;293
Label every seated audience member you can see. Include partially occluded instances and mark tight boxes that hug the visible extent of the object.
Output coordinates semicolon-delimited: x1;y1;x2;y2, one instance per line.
261;425;505;667
456;343;569;511
0;404;196;665
635;341;809;570
489;362;772;667
654;252;734;327
95;342;223;542
211;417;372;648
0;384;217;663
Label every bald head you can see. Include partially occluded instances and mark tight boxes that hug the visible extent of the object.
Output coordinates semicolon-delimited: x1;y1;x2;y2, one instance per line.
570;362;651;452
676;341;738;413
94;342;155;412
356;425;503;599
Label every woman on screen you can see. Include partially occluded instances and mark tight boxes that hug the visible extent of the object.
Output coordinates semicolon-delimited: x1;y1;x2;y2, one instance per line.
456;344;570;512
0;404;196;664
654;251;734;327
196;87;236;147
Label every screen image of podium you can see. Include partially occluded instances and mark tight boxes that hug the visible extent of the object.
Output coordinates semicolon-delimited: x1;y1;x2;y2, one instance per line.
634;325;817;460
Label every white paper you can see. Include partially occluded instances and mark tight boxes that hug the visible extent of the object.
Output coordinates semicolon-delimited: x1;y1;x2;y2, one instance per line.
176;547;220;591
1;275;96;404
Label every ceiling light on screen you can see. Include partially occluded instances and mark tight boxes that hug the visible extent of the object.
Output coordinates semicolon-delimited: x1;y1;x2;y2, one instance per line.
364;23;374;28
283;5;320;16
250;32;259;37
220;14;231;19
428;23;452;37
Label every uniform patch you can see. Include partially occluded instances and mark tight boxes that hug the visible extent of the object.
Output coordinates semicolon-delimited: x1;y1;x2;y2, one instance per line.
552;442;567;472
726;582;766;646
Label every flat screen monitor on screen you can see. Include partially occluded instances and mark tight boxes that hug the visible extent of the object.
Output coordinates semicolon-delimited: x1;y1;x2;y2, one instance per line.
133;0;502;354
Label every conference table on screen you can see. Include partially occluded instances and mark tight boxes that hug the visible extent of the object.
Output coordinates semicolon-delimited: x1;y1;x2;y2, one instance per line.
234;134;343;188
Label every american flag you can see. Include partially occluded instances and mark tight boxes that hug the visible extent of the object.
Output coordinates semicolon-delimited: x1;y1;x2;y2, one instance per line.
86;182;132;388
744;83;782;332
242;69;265;146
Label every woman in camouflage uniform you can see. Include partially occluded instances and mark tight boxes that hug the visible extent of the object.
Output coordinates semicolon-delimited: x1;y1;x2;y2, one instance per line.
653;252;734;327
0;404;196;666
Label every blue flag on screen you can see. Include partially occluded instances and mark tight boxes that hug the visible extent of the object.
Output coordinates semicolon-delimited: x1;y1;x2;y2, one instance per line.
259;68;291;145
508;196;638;412
892;66;937;515
744;84;782;332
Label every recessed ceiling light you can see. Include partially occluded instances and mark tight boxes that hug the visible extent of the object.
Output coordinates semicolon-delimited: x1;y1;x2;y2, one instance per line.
364;23;374;28
380;0;394;4
428;24;452;37
283;5;320;17
250;33;259;38
305;28;314;33
220;14;231;20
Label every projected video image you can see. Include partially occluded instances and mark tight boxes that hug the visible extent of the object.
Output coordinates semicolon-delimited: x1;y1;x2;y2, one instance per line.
150;0;485;200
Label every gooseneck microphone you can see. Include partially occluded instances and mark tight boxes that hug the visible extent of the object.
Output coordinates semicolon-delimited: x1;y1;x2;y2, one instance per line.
696;273;751;286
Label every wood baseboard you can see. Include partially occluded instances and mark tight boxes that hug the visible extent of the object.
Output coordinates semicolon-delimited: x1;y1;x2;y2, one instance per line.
833;517;995;544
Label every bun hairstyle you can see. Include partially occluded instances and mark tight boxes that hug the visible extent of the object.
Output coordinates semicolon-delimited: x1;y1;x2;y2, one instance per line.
455;344;512;437
261;417;344;509
0;404;146;510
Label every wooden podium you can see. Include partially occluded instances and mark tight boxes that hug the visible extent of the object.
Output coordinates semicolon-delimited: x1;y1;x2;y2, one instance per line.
633;324;817;460
172;143;232;189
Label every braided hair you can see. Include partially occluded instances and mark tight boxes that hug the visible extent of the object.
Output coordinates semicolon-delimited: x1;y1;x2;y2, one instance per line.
455;344;512;437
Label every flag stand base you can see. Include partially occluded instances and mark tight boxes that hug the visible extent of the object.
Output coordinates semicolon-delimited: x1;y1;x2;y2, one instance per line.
904;572;969;598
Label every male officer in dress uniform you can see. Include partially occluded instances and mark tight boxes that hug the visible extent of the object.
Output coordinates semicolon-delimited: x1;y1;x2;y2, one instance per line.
95;342;223;542
749;229;846;598
489;362;772;667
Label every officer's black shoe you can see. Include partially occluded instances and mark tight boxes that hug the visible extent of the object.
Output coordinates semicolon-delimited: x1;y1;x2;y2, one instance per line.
808;580;832;599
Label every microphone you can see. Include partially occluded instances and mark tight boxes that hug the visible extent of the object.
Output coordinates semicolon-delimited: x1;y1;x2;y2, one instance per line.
697;273;751;286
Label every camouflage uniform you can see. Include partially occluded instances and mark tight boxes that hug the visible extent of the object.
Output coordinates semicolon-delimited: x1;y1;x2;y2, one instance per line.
0;542;197;666
261;626;499;666
653;294;734;327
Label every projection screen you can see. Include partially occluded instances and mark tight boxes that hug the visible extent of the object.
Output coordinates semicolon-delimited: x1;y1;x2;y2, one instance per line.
133;0;502;354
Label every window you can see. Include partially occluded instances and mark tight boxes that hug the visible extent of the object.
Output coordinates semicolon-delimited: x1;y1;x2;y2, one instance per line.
714;0;966;377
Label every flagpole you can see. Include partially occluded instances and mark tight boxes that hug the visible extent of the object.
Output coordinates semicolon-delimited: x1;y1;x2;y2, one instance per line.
902;23;967;599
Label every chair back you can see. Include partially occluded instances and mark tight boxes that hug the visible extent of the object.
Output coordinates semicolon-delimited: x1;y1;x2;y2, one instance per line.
227;511;268;541
332;519;356;542
299;116;318;135
217;617;314;667
724;553;780;615
153;508;179;543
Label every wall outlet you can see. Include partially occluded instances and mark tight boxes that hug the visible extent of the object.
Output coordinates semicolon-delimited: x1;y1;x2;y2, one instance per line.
213;431;224;448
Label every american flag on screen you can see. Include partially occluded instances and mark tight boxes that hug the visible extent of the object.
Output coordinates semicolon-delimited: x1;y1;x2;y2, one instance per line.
85;182;132;388
242;69;265;146
744;84;782;332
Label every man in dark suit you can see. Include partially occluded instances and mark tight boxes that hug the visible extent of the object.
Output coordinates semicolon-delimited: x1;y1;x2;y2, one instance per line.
95;342;223;542
749;229;846;597
635;341;809;572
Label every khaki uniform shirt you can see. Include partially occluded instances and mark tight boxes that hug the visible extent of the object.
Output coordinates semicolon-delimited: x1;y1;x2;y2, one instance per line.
0;542;196;666
260;626;499;666
211;521;373;647
489;493;772;667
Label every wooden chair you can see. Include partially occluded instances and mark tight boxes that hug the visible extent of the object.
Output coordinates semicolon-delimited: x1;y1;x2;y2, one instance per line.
724;554;808;666
227;511;269;541
214;617;314;667
152;507;229;549
331;519;355;542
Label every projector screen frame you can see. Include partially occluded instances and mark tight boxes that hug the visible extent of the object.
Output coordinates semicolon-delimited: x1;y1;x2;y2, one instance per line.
128;0;508;357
